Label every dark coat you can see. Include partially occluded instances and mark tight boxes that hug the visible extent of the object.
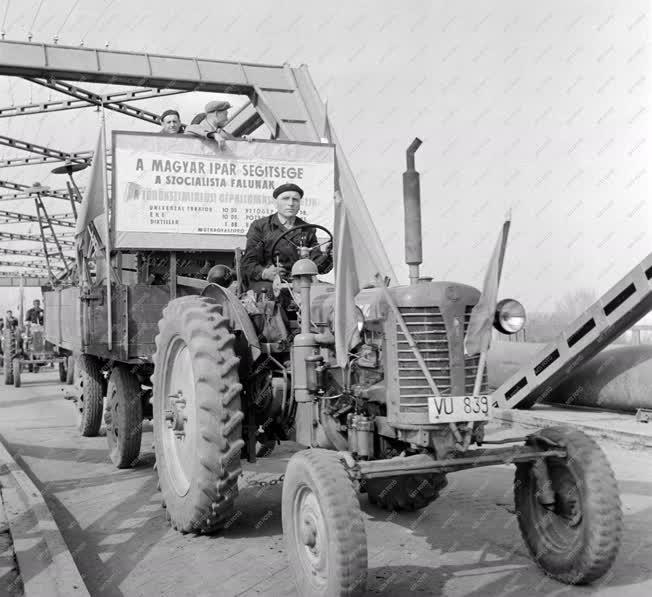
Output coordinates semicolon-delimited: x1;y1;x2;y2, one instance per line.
241;213;332;286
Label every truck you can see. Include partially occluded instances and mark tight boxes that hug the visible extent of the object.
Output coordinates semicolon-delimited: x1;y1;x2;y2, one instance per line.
44;129;622;596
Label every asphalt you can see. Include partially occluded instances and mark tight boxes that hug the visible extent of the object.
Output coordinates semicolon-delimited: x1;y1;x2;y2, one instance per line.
2;370;652;596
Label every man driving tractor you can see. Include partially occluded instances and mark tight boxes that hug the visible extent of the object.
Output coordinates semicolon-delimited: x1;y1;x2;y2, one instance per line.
240;183;333;292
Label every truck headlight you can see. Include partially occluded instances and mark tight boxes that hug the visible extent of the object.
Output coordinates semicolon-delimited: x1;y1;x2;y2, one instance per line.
494;299;526;334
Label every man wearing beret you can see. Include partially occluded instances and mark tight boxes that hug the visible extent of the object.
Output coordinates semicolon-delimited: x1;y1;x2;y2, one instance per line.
159;109;184;134
241;183;333;290
185;100;236;145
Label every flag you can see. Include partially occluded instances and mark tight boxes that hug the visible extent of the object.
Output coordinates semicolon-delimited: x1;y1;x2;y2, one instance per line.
75;126;107;238
333;190;361;365
322;111;394;367
464;218;511;356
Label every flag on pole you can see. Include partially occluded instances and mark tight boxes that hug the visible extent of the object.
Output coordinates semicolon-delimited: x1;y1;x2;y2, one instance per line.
333;190;361;365
464;217;511;356
74;125;107;238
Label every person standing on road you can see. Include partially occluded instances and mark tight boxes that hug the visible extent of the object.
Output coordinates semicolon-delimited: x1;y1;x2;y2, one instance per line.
185;100;236;146
241;183;332;291
159;109;184;134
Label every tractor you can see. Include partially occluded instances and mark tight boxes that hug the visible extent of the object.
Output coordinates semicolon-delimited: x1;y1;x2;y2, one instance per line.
150;140;622;596
43;132;622;597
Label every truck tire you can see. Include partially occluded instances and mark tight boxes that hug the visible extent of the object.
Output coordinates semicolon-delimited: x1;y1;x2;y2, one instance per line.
12;358;21;388
3;328;17;385
66;355;75;385
75;355;105;437
105;365;143;468
514;426;622;584
152;296;244;534
283;449;368;596
366;473;448;511
58;359;68;383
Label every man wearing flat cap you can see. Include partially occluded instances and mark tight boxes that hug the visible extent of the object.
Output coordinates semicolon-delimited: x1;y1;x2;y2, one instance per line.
185;100;236;145
241;183;333;290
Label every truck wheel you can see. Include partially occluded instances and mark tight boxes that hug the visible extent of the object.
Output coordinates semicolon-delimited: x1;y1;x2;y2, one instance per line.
75;355;105;437
366;473;448;511
105;365;143;468
152;296;244;534
514;426;622;584
58;359;68;383
3;328;17;385
12;358;21;388
282;449;368;596
66;355;75;385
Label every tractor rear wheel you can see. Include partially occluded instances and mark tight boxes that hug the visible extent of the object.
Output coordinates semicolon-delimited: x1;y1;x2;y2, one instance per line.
514;426;622;584
152;296;244;534
282;449;368;596
74;355;105;437
366;473;448;512
3;328;17;385
12;358;21;388
105;365;143;468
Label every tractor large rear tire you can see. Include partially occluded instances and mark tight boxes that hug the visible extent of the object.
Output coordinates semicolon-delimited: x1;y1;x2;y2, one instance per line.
366;473;448;512
282;449;368;596
105;365;143;468
3;328;17;385
152;296;244;534
514;426;622;584
75;355;105;437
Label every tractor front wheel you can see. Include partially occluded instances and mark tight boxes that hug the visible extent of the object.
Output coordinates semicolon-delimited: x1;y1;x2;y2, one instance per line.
514;426;622;585
282;449;368;596
105;365;143;468
152;296;244;534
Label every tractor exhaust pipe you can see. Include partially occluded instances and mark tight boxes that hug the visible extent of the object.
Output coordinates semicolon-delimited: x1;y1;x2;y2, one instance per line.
403;137;423;285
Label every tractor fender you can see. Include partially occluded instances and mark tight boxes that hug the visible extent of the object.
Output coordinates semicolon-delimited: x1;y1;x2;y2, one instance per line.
201;284;261;361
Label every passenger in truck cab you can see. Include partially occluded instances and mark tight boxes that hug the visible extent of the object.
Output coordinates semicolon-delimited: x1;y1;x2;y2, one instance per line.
241;183;333;293
159;109;184;134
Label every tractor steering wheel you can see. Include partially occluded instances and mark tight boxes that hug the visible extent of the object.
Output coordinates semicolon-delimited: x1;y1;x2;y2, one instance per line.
269;224;333;278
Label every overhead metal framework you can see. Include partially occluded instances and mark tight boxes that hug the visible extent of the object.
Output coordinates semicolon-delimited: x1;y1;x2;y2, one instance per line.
0;179;76;201
0;85;185;118
0;230;75;247
0;207;75;227
0;134;89;164
27;78;173;126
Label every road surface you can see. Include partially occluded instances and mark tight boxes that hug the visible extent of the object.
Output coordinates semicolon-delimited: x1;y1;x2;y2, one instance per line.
1;370;652;597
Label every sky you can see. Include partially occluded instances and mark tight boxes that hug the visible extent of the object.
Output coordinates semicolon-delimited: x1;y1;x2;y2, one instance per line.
0;0;651;320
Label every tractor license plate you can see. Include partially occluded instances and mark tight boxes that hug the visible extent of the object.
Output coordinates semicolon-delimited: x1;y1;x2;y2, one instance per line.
427;395;492;424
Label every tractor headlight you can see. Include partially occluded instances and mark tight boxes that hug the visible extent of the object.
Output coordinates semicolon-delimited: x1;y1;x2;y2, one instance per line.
494;299;526;334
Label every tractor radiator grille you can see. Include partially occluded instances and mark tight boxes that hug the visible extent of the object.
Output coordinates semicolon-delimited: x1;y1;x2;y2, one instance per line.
396;305;487;411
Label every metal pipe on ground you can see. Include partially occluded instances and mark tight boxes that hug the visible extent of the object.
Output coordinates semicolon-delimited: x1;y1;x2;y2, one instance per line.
488;342;652;413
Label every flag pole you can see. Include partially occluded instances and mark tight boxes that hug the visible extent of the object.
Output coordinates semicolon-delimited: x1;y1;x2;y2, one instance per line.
100;101;112;351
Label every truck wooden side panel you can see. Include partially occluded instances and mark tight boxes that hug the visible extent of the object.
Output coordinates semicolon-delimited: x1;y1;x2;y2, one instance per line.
43;287;82;352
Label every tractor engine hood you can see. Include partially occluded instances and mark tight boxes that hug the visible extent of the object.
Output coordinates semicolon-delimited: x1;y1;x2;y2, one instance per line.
310;281;481;328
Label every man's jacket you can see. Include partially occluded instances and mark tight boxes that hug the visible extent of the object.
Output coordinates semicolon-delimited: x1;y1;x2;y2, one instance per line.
25;308;43;325
184;119;236;140
241;214;333;286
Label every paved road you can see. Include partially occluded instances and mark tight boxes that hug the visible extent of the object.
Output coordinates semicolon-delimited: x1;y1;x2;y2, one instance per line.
1;370;652;597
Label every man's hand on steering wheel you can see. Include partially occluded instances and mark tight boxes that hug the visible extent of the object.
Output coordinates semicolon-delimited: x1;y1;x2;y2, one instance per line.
269;223;334;270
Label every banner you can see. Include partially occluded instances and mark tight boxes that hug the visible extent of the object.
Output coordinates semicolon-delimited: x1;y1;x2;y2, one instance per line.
112;132;334;249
